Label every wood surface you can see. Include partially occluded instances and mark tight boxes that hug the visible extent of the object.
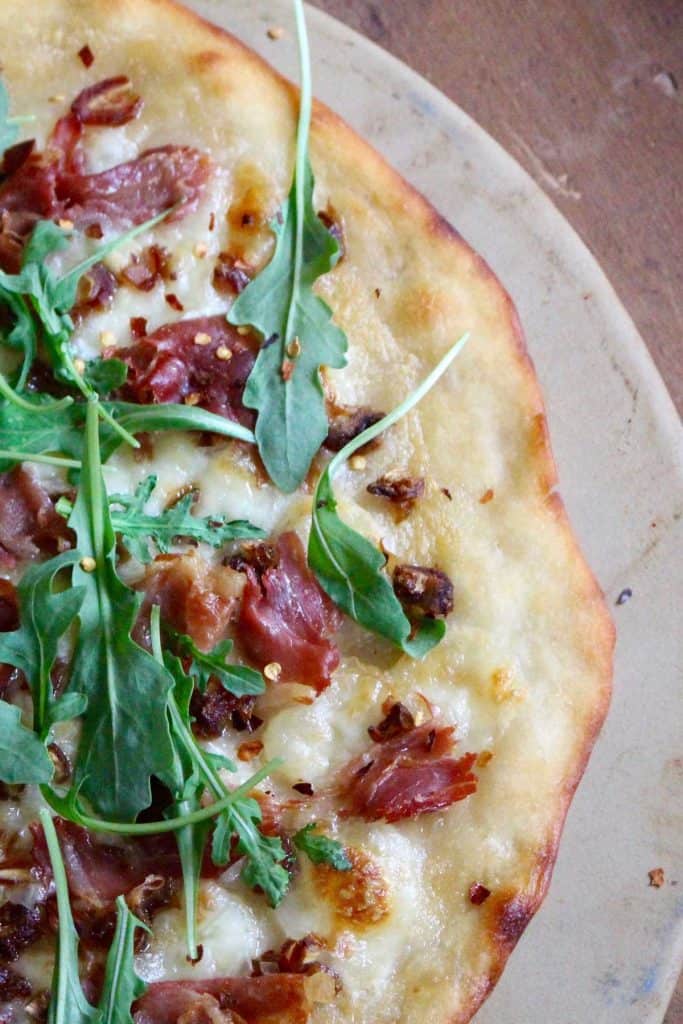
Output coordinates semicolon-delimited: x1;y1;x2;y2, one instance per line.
307;1;682;1020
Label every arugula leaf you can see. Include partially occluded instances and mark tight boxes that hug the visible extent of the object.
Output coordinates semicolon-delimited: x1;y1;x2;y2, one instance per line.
0;396;82;471
227;0;347;493
0;551;85;737
108;475;265;563
0;701;54;784
0;289;37;390
165;627;265;697
211;796;290;907
66;400;175;822
150;621;212;963
41;810;98;1024
83;358;128;397
153;616;289;909
0;212;174;448
96;896;147;1024
308;333;469;657
0;396;256;472
293;823;352;870
41;812;147;1024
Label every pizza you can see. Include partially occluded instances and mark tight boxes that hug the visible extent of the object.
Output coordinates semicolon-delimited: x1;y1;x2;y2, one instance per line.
0;1;614;1023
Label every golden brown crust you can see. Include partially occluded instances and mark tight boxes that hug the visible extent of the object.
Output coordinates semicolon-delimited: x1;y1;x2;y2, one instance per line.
0;1;614;1021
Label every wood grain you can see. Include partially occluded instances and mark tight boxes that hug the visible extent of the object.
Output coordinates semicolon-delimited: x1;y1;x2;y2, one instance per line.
310;0;683;416
308;2;682;1020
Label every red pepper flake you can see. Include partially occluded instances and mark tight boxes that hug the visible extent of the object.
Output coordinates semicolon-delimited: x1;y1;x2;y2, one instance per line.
208;212;216;231
648;868;665;888
468;882;491;905
479;488;494;504
77;44;95;68
130;316;148;339
84;223;104;240
441;487;452;501
292;782;314;796
281;359;295;382
165;293;184;312
238;740;264;762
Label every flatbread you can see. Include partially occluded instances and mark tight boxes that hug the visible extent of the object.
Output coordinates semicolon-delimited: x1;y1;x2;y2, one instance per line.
0;1;614;1022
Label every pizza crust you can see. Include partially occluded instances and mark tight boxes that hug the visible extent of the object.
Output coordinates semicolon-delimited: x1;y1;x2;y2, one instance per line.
0;1;614;1022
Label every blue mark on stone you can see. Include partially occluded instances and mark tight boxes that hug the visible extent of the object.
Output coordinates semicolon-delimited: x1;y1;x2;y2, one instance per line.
637;965;658;997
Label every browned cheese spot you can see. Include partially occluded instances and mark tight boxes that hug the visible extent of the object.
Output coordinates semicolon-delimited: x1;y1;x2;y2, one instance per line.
313;848;389;929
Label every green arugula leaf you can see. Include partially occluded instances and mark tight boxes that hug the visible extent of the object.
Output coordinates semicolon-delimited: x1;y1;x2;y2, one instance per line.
0;211;174;448
165;627;265;697
151;621;212;963
293;823;352;870
41;812;147;1024
108;475;265;564
0;289;37;390
0;397;83;471
152;613;289;909
83;358;128;397
308;333;469;658
96;896;147;1024
0;396;256;472
66;400;175;822
41;810;98;1024
0;551;85;737
0;701;54;784
227;0;346;493
40;757;280;836
57;476;265;564
211;796;290;907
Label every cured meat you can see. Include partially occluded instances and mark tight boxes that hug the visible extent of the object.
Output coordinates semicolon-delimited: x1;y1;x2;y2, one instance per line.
70;260;118;322
70;76;142;126
59;145;211;230
31;818;181;945
133;974;316;1024
116;315;257;425
0;80;209;271
0;467;71;568
237;533;342;691
137;553;244;652
340;722;477;823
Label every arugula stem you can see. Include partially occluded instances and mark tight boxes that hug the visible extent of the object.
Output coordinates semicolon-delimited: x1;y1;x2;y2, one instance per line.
0;369;73;412
63;350;139;449
57;205;178;294
326;331;471;481
39;809;92;1024
151;606;229;801
0;450;81;469
284;0;313;350
40;761;281;836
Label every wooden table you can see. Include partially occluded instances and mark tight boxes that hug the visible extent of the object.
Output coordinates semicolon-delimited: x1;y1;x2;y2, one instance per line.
310;2;683;1019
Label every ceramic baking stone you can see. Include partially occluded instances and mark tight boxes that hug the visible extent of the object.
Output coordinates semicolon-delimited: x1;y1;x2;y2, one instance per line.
186;3;683;1021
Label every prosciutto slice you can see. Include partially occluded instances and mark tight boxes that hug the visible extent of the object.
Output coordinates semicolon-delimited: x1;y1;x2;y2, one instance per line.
116;315;257;426
31;819;182;945
340;722;478;823
0;79;209;271
238;533;342;691
0;467;71;568
133;975;314;1024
